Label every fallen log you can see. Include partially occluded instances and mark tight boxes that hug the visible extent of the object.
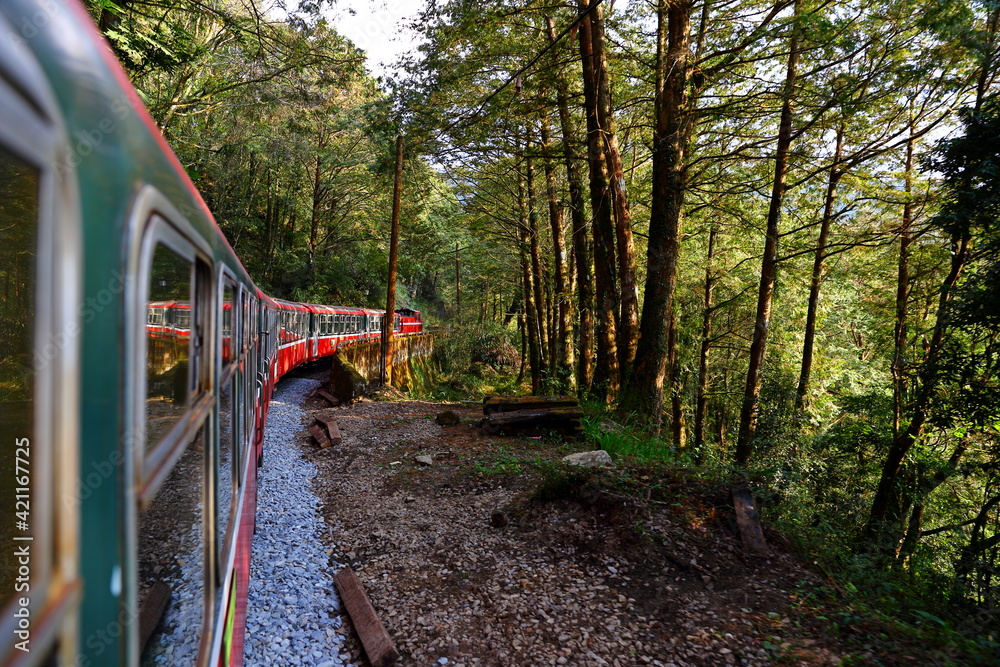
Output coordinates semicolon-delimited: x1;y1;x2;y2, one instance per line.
334;566;399;667
482;406;583;437
485;406;584;425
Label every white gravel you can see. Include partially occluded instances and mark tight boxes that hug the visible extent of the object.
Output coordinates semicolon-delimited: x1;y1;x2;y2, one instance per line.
244;377;351;667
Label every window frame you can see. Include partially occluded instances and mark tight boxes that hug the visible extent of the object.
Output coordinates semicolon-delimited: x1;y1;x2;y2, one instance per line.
123;186;217;666
0;35;82;667
134;217;212;502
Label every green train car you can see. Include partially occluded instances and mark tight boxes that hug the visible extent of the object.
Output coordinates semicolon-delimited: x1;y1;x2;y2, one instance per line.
0;0;420;665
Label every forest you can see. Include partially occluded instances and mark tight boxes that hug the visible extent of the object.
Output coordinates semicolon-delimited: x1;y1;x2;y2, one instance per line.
87;0;999;653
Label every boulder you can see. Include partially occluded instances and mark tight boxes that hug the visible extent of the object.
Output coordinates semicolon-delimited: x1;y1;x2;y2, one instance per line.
489;510;509;528
415;455;434;466
435;411;461;427
562;450;612;468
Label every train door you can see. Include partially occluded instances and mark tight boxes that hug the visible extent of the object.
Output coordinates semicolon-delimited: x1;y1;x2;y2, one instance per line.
0;33;81;667
308;311;323;359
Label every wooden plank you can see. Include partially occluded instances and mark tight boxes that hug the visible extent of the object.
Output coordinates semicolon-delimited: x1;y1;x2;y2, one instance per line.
732;486;768;555
310;424;331;448
315;413;343;445
326;419;342;445
483;395;578;415
138;582;171;654
334;566;399;667
317;389;340;406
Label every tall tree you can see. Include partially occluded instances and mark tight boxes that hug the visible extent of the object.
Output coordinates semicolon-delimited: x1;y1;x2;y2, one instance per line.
587;0;640;374
547;14;595;393
619;0;693;420
577;0;621;400
736;0;802;466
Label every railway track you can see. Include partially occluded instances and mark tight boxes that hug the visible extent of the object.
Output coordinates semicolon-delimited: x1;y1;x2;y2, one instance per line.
243;377;353;667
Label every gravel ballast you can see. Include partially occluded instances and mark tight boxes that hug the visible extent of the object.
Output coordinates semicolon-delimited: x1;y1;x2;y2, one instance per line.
244;377;351;667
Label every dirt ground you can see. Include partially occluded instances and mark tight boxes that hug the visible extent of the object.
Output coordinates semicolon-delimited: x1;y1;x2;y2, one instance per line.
285;374;940;666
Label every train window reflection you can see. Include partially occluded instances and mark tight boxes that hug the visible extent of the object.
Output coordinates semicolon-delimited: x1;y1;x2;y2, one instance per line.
138;426;204;664
0;144;38;608
222;280;234;365
146;243;193;451
217;379;234;570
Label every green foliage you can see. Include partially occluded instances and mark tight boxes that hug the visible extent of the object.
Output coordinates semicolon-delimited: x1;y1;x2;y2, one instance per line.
435;322;518;376
532;461;602;503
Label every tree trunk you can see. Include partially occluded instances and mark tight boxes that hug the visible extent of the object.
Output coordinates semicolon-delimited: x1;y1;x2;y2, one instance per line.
541;120;573;390
694;226;717;450
668;306;687;447
588;2;640;375
619;0;693;420
308;152;325;287
455;242;461;318
516;310;527;384
548;16;594;394
795;124;843;410
735;0;801;466
526;148;549;379
381;135;403;386
519;177;542;393
892;129;915;438
577;0;620;402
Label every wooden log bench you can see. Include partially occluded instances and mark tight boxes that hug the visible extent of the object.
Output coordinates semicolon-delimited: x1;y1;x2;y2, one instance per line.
483;395;579;414
481;396;583;437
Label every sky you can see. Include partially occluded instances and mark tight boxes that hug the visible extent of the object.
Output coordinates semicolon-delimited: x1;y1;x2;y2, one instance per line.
329;0;425;79
329;0;641;81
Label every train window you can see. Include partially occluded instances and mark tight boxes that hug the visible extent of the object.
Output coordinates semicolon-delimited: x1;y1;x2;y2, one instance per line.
217;378;235;574
242;291;250;358
221;279;235;365
145;243;193;450
138;425;205;663
0;142;38;615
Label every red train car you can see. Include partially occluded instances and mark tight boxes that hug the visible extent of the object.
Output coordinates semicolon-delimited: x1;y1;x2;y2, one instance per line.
274;299;311;377
395;308;424;335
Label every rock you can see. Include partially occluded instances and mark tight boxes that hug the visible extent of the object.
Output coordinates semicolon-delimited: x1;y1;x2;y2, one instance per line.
415;455;434;466
562;450;613;467
490;510;509;528
436;411;461;426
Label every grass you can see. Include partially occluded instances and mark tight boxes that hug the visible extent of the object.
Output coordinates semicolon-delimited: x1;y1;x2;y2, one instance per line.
473;452;524;476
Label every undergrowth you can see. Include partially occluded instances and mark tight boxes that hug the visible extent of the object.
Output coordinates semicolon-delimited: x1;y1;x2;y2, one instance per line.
420;355;998;663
